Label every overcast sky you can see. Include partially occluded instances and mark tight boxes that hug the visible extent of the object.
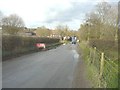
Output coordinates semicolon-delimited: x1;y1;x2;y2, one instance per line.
0;0;119;30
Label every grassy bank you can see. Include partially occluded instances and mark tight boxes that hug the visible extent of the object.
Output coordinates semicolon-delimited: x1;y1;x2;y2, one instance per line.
79;41;118;88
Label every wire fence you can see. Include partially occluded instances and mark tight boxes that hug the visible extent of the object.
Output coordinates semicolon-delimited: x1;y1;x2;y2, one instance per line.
87;46;118;88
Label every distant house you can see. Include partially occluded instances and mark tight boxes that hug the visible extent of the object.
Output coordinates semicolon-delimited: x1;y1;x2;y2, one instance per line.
50;30;61;38
18;27;37;36
25;32;36;36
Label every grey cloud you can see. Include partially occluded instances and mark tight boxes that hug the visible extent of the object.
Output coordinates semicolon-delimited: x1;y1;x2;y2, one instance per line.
44;2;94;23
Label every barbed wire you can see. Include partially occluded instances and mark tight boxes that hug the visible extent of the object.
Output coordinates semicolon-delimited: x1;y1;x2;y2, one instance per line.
79;42;118;88
92;47;118;68
104;60;118;72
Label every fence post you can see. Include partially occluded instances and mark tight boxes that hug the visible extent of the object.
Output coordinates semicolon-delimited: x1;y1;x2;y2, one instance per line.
93;47;96;64
88;48;92;65
98;52;104;87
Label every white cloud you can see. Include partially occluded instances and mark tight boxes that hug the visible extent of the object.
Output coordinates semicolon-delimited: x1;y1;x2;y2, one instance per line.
0;0;119;30
0;0;73;25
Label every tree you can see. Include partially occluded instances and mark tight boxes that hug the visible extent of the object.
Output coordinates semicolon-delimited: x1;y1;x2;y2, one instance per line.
96;2;117;40
55;25;65;37
79;1;118;41
0;11;3;27
36;26;50;37
79;23;90;41
2;14;25;35
55;25;71;37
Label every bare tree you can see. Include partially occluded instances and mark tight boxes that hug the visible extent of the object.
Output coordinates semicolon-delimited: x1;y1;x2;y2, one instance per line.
0;11;3;27
79;1;118;41
2;14;25;35
36;26;50;37
55;25;71;37
95;2;118;40
55;25;65;37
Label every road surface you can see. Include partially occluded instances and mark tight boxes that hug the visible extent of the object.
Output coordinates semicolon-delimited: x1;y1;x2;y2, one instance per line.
3;44;80;88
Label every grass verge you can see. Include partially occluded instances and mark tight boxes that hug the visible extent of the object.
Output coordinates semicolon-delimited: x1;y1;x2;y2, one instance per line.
79;41;118;88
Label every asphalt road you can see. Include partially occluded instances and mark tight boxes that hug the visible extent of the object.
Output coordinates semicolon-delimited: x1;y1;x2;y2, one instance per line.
2;44;79;88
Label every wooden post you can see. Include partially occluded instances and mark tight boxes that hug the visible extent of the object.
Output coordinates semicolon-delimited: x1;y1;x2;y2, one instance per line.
98;52;104;87
93;47;96;64
88;48;92;65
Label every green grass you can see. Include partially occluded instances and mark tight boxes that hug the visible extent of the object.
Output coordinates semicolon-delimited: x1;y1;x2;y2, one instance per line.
87;64;100;88
79;41;100;88
102;60;118;88
46;42;63;49
79;41;118;88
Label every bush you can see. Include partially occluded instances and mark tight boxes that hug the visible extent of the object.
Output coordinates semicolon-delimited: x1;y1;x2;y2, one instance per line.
89;39;117;51
89;39;118;60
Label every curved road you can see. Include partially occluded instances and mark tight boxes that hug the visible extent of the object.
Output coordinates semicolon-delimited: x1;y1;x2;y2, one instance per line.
3;44;79;88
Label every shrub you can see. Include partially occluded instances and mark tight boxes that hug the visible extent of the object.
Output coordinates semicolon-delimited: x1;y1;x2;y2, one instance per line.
2;35;60;59
89;39;118;60
89;39;117;52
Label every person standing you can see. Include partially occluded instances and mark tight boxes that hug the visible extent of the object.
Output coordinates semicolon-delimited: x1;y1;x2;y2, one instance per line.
72;36;77;44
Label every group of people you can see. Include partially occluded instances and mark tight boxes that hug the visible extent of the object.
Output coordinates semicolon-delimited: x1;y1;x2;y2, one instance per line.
69;36;77;44
61;36;78;44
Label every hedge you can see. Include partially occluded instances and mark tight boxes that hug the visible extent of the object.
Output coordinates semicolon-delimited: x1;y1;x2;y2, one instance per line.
88;39;118;60
89;39;118;51
2;35;60;60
